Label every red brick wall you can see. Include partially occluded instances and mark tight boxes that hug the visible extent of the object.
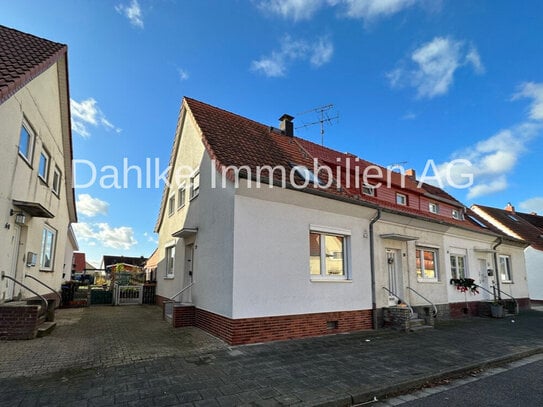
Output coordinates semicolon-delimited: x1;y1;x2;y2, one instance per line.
0;305;40;340
449;301;480;318
195;308;373;345
173;305;195;327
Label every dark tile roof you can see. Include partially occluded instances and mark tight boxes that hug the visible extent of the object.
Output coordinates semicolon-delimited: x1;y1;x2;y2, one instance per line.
0;25;66;105
157;97;512;239
473;204;543;251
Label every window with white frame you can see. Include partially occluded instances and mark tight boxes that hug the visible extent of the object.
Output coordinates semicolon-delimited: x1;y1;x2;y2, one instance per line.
429;202;439;214
450;254;466;279
168;194;175;216
19;122;35;163
309;227;350;279
416;247;438;281
499;255;512;282
165;245;175;278
362;184;375;196
40;226;56;271
177;183;186;209
396;193;407;206
52;166;61;196
38;149;50;182
190;170;200;199
452;209;463;220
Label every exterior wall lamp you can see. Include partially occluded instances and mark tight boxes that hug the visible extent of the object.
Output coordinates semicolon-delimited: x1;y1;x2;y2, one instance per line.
10;209;26;225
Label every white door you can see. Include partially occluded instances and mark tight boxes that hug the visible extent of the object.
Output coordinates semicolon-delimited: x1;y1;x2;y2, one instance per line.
478;258;491;301
386;249;403;305
182;244;194;303
2;225;21;301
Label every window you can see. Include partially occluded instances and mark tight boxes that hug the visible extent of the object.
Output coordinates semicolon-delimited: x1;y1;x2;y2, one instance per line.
507;214;519;222
52;166;61;195
168;194;175;216
429;203;439;214
450;255;466;279
177;184;186;209
499;255;512;282
19;122;35;163
165;245;175;278
362;184;375;196
467;214;487;228
452;209;463;220
309;229;350;279
190;170;200;199
396;193;407;206
292;164;323;185
416;247;438;281
38;150;50;181
40;226;56;271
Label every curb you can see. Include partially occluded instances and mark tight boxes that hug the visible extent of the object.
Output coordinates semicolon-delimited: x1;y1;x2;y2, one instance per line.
315;347;543;407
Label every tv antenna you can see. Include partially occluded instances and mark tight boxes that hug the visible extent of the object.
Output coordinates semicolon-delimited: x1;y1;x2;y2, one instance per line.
295;104;339;146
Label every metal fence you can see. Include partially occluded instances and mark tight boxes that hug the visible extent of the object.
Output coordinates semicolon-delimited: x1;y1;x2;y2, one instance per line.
114;284;143;305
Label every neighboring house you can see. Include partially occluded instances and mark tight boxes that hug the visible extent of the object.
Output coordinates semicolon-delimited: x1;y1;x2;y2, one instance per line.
101;255;147;274
72;252;87;274
472;203;543;302
144;248;159;282
154;97;529;345
0;25;77;302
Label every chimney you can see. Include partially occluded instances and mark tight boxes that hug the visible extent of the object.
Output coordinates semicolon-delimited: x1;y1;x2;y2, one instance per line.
505;202;515;213
405;169;416;179
279;114;294;137
531;211;538;215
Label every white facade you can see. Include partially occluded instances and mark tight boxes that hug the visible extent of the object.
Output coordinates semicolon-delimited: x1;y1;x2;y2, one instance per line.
0;59;76;302
525;246;543;301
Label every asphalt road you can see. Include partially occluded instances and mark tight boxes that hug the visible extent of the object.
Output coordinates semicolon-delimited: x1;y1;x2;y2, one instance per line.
392;357;543;406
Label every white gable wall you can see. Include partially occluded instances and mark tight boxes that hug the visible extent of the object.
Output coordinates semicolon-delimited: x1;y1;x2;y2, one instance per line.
525;247;543;300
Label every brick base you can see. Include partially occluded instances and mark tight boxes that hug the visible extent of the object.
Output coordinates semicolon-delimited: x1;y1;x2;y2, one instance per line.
0;304;40;340
160;298;373;345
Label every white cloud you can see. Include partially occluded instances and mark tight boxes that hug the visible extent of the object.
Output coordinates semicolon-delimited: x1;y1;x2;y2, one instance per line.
513;82;543;121
257;0;422;22
466;176;507;200
73;222;137;250
143;232;158;244
76;194;109;217
70;98;121;138
115;0;144;28
178;68;189;81
519;197;543;215
251;35;333;77
387;37;484;99
257;0;326;21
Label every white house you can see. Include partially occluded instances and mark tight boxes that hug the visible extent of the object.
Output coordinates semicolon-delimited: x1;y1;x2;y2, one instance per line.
0;25;77;304
154;97;529;345
472;203;543;302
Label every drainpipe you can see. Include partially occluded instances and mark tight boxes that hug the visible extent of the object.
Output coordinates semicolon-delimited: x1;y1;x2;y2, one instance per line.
369;208;382;330
492;237;503;301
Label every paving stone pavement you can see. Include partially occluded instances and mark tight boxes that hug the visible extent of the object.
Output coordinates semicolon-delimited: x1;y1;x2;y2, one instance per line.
1;305;543;406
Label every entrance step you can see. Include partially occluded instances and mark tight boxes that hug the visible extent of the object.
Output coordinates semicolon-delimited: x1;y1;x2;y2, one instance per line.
37;321;56;337
408;318;432;332
409;324;433;332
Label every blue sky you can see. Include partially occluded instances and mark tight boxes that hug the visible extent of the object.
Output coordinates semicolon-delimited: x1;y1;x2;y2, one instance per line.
3;1;543;266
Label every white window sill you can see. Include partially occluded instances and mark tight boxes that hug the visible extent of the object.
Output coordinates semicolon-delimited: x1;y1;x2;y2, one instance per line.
164;276;175;280
416;279;440;283
501;280;513;284
310;278;352;283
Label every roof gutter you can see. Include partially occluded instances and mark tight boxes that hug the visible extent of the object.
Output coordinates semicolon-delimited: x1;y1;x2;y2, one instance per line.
492;237;503;301
369;208;382;330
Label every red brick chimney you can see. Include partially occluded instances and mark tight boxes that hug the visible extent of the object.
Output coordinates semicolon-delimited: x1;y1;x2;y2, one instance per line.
279;114;294;137
505;202;515;213
405;169;416;179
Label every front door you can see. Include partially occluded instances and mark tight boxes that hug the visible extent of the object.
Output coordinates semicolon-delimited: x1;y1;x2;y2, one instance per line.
478;258;491;301
2;225;21;301
386;248;403;306
182;244;194;303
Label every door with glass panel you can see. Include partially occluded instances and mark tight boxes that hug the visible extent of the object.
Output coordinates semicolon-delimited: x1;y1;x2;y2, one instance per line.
386;248;403;306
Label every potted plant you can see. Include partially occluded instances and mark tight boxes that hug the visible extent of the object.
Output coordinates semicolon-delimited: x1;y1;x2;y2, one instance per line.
490;300;505;318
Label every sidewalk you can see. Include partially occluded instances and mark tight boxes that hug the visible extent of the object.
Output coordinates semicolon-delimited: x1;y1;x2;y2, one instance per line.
1;305;543;406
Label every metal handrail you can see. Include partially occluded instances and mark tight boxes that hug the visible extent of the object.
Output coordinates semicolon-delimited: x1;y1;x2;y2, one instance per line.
406;286;438;317
382;286;414;317
494;284;519;314
169;281;195;302
1;271;48;317
25;274;62;306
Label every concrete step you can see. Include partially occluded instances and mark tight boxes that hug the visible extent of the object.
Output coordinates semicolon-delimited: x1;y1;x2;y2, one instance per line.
408;318;426;327
37;321;56;337
409;324;433;332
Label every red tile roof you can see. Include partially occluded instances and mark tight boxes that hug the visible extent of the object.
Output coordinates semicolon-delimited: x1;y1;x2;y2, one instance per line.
0;25;66;105
473;205;543;251
156;97;518;240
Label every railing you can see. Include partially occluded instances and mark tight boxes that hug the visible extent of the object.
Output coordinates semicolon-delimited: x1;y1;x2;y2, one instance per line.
475;284;519;315
1;271;48;316
382;286;414;317
169;281;194;302
25;274;62;307
406;286;438;317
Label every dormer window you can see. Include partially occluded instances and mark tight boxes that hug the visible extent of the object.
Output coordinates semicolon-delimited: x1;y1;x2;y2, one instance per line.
396;193;407;206
452;209;463;220
362;184;375;196
429;203;439;214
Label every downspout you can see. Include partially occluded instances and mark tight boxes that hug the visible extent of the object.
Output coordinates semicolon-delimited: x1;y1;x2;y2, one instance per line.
492;237;503;301
369;208;382;330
